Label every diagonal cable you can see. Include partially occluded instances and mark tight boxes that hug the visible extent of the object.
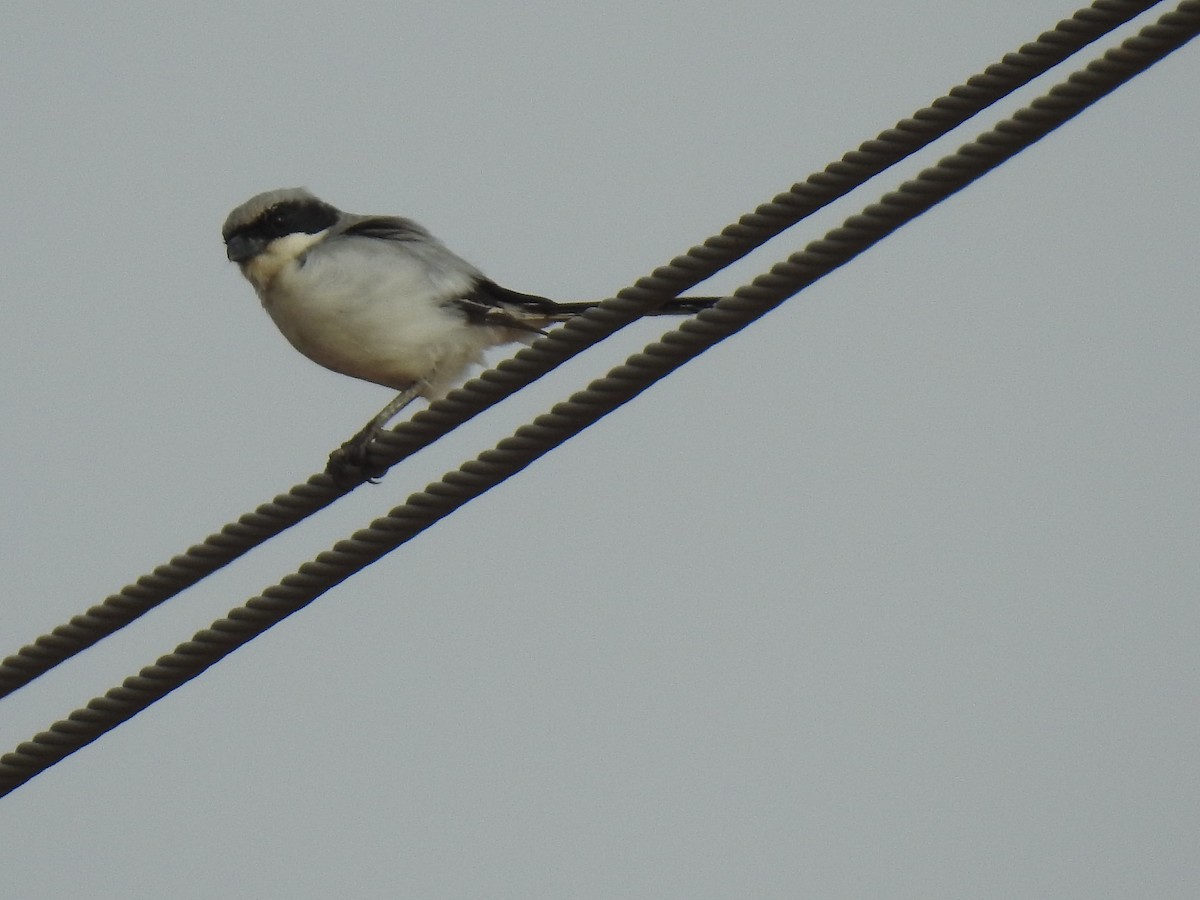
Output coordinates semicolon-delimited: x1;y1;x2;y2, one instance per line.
0;0;1166;700
2;0;1195;798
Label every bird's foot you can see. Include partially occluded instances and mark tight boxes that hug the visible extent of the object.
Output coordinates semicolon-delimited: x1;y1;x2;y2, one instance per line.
326;426;389;486
325;384;423;486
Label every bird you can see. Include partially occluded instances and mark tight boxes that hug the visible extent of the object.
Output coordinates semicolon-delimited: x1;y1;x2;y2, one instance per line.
222;188;718;479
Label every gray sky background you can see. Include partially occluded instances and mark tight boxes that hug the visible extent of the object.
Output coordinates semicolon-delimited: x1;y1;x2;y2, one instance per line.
1;2;1197;897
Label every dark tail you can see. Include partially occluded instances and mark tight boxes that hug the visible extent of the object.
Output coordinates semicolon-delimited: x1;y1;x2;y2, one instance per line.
545;296;723;319
471;280;722;325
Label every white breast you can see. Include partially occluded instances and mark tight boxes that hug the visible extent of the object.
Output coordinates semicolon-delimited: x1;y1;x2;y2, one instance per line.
252;233;516;396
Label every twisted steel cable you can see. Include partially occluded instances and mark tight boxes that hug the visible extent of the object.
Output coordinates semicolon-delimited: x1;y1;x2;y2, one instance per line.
0;0;1165;703
2;0;1195;798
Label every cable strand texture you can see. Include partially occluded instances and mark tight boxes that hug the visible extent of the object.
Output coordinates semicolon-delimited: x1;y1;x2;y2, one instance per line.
2;0;1195;797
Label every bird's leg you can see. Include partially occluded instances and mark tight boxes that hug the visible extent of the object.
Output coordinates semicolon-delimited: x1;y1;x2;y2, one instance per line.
359;383;426;442
326;382;425;483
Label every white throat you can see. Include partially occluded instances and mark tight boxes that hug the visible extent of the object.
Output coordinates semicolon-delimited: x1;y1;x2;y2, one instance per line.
241;229;329;293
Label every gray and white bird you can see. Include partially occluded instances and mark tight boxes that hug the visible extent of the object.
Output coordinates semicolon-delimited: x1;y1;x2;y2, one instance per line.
222;188;715;476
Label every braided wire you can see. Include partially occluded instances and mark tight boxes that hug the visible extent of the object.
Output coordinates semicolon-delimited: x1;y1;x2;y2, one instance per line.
0;0;1164;702
362;0;1169;469
2;0;1195;798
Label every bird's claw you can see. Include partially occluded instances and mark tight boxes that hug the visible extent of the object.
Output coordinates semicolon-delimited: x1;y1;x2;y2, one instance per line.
326;430;389;486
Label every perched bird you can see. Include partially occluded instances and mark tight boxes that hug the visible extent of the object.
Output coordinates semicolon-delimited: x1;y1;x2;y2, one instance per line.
222;188;716;477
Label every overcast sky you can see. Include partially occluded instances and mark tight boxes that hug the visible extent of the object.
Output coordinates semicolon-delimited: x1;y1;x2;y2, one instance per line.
1;2;1197;898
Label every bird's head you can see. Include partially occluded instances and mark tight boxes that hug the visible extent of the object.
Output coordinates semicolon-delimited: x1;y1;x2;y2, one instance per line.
222;188;341;290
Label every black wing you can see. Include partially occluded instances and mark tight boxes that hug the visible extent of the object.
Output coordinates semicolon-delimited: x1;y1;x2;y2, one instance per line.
340;215;434;243
339;220;585;334
451;280;560;335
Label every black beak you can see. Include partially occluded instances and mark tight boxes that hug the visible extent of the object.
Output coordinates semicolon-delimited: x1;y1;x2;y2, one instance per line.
225;233;265;263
